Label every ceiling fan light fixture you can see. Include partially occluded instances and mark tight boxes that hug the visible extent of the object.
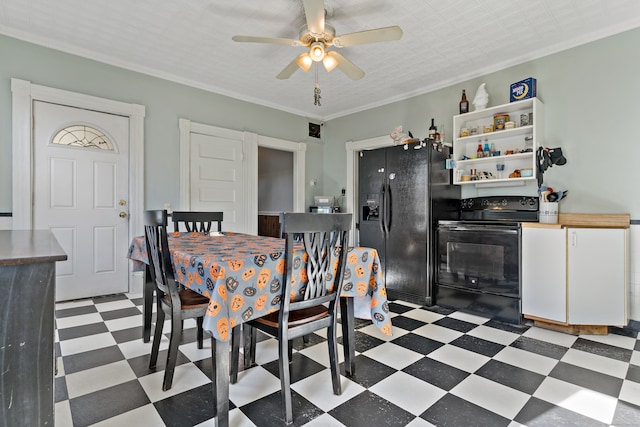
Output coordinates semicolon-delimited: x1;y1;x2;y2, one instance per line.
296;53;313;72
309;42;325;61
322;52;338;72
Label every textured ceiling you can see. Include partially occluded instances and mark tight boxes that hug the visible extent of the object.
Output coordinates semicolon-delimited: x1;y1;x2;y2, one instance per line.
1;0;640;120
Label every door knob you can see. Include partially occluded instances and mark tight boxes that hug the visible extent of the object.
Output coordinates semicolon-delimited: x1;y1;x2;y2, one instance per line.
119;199;127;206
119;212;127;218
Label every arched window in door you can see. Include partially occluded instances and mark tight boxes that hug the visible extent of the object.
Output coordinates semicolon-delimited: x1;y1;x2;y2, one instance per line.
51;125;115;151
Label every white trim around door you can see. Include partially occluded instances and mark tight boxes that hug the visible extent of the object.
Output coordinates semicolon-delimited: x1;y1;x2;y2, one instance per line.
11;78;146;292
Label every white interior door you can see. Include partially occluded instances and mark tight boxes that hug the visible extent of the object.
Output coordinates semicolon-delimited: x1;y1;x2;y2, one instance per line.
189;130;246;232
179;119;306;235
33;100;130;301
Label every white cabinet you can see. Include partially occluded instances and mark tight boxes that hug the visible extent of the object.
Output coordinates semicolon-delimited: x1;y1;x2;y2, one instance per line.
522;227;567;323
452;98;544;186
567;228;626;325
522;225;628;328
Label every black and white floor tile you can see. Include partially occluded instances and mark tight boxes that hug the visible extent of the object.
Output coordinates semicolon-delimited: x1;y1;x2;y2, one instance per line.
53;293;640;426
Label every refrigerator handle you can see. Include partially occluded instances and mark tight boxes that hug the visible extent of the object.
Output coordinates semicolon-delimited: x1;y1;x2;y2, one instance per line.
379;181;387;235
385;182;392;233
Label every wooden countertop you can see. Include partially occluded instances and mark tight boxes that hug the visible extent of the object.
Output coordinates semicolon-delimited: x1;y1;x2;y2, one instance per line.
0;230;68;266
522;213;630;229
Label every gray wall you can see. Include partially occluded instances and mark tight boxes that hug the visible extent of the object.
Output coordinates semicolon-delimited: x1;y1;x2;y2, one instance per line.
322;27;640;219
0;34;321;213
4;29;638;216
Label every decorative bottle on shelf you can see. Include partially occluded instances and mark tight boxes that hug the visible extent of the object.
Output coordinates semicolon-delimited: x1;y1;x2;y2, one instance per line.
428;118;436;140
459;90;469;114
483;142;490;157
477;143;484;158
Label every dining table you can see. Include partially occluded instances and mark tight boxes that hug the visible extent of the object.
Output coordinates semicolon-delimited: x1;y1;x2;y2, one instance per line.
127;231;392;427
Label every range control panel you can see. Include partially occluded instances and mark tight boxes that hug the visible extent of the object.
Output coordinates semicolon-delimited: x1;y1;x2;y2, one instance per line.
460;196;539;212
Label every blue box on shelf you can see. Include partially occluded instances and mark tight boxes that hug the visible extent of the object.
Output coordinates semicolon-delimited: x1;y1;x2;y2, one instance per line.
510;77;536;102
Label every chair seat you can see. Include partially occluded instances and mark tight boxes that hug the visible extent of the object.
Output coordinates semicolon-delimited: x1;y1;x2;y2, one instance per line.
163;288;209;309
252;305;329;328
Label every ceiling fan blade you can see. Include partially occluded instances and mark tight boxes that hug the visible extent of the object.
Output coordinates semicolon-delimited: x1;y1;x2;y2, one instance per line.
326;51;365;80
232;35;301;46
302;0;325;35
276;53;310;79
332;26;403;48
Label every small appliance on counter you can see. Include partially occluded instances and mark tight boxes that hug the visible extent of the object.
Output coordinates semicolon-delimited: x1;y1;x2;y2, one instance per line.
310;195;340;213
309;206;340;213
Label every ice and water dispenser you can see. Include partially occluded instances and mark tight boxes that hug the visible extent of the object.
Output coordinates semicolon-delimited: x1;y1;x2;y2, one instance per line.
361;194;380;221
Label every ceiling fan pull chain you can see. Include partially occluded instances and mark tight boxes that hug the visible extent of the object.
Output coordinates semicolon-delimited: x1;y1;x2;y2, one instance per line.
314;64;321;106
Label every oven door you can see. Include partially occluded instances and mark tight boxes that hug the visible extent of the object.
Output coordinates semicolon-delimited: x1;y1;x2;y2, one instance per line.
436;222;520;298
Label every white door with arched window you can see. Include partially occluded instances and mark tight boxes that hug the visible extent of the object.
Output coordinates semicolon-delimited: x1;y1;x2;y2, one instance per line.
33;100;130;301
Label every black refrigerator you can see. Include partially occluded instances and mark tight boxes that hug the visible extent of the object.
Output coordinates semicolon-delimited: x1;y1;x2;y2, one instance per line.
358;142;459;305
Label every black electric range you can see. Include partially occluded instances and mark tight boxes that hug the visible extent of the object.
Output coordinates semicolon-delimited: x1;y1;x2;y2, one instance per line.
435;196;539;324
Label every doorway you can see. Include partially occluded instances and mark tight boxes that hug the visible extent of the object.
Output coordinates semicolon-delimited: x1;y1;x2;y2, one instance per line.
258;147;294;237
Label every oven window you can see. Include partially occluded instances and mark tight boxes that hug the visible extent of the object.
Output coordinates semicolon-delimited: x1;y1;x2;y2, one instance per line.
446;242;504;281
437;226;520;297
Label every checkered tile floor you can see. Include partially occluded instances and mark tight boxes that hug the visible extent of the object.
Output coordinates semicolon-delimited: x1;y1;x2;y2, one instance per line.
54;293;640;426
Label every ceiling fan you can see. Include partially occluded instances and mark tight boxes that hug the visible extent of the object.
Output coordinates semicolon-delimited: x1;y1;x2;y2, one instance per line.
232;0;403;80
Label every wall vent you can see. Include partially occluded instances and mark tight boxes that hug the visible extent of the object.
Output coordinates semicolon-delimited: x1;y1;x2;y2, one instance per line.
308;122;321;139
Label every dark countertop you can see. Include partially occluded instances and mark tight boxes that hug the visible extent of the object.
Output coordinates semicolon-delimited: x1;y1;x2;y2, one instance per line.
0;230;67;266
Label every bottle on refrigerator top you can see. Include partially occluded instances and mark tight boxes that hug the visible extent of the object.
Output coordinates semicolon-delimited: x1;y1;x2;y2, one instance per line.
459;90;469;114
428;118;436;140
439;124;445;144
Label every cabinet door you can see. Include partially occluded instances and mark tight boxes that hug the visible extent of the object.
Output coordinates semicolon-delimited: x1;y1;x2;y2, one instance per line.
522;227;567;322
567;228;626;325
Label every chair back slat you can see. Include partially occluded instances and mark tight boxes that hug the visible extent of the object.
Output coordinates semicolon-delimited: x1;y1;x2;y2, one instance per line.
280;213;352;317
302;231;332;300
172;211;223;233
144;210;180;303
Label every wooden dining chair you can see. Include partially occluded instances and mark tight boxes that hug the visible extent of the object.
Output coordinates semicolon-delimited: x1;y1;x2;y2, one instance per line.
172;211;223;233
144;209;210;391
142;210;222;342
233;212;352;425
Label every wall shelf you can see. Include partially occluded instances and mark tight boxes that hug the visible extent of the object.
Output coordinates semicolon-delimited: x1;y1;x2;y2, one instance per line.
452;98;544;186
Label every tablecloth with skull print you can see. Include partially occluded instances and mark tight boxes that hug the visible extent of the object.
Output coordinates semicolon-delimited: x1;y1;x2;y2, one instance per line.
127;232;392;341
